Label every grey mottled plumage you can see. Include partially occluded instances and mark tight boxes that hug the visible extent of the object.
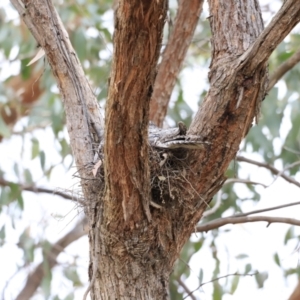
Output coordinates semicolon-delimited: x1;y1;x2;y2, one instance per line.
148;121;207;149
94;121;206;163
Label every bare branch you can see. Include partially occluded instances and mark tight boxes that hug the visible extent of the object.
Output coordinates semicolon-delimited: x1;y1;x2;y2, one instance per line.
15;217;88;300
197;216;300;233
203;190;222;217
183;272;257;300
0;178;84;205
149;0;204;126
225;178;267;188
270;161;300;186
236;156;300;188
233;201;300;218
177;277;197;300
268;48;300;92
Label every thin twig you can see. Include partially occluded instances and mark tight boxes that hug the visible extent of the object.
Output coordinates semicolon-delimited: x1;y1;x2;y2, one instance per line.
268;48;300;92
177;277;197;300
283;146;300;156
232;201;300;218
270;160;300;186
225;178;267;188
197;215;300;233
0;178;84;205
183;272;257;299
203;190;222;217
236;156;300;188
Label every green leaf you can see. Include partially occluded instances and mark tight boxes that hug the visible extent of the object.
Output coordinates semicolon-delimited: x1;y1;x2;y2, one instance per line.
0;225;5;246
255;272;268;289
18;227;35;263
230;275;239;294
284;227;294;245
17;193;24;210
199;268;203;284
59;138;70;158
244;263;252;274
13;162;20;179
31;138;40;159
40;150;46;170
235;254;248;260
273;253;281;267
64;267;82;287
212;281;222;300
23;169;33;184
42;241;53;298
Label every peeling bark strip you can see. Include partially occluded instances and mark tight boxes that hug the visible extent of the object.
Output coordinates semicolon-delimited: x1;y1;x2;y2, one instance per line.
105;0;168;224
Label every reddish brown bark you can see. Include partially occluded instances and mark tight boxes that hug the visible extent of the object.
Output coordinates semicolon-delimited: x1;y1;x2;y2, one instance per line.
289;280;300;300
105;0;167;225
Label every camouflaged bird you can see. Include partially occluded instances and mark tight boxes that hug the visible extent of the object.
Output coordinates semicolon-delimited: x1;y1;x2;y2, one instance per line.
148;121;207;149
94;121;207;163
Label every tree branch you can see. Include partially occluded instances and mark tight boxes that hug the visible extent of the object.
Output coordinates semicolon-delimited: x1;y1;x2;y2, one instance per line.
197;201;300;232
0;178;84;205
149;0;204;127
15;217;88;300
105;1;167;223
183;272;257;300
197;216;300;233
233;201;300;218
238;0;300;74
177;277;197;300
225;178;267;188
268;48;300;92
236;156;300;188
10;0;103;201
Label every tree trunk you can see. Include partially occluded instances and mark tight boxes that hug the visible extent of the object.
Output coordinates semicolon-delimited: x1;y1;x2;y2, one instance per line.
10;0;300;299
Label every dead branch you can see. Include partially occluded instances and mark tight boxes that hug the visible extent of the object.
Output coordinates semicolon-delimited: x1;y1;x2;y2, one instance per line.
0;178;84;205
236;156;300;188
225;178;267;188
177;277;197;300
268;48;300;92
149;0;204;127
15;217;88;300
197;216;300;233
233;201;300;218
183;272;257;300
